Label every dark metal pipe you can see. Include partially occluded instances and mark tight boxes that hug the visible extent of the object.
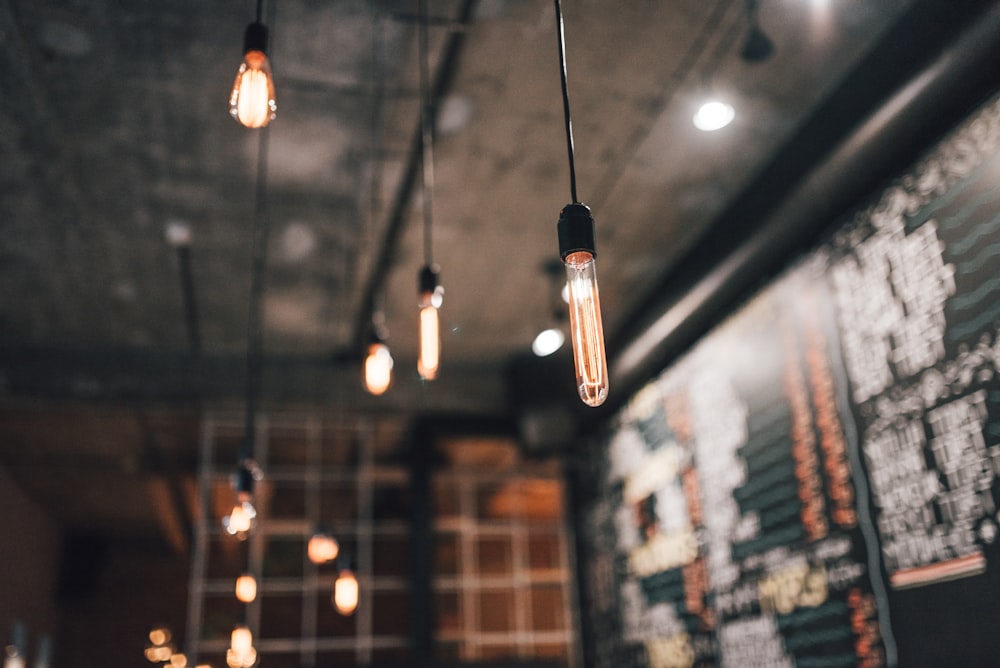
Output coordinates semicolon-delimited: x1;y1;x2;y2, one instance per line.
175;245;201;356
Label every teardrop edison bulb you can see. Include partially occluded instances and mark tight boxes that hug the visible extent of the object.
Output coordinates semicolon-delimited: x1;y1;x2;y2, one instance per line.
229;22;276;128
558;203;608;407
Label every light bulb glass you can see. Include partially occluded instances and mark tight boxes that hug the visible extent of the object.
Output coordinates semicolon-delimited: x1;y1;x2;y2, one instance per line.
307;533;340;564
170;653;187;667
693;100;735;131
532;327;565;357
334;569;359;615
417;300;440;381
149;628;170;647
229;50;276;128
226;647;257;668
235;573;257;603
224;500;256;535
363;342;393;395
564;251;608;407
230;626;253;655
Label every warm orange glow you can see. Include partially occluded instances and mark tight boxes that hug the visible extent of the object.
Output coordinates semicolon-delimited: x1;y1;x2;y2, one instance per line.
564;251;608;406
225;500;256;535
235;573;257;603
307;533;340;564
229;50;276;128
148;628;170;646
363;342;393;395
417;304;440;380
230;626;253;654
169;653;187;667
333;569;359;615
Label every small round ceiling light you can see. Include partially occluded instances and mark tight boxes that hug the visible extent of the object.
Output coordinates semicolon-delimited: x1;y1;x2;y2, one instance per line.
693;100;735;131
532;328;565;357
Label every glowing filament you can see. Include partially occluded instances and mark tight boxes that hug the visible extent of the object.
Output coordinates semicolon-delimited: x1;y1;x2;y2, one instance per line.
229;50;276;128
564;251;608;407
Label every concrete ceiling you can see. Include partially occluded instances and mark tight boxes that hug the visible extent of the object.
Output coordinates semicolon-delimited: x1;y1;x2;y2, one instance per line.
0;0;940;545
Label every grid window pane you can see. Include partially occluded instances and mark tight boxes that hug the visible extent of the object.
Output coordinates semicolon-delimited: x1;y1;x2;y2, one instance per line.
479;589;515;632
478;537;513;575
530;584;566;631
432;479;461;519
269;481;306;519
435;591;460;633
262;537;304;578
528;533;562;571
433;533;461;576
260;593;303;639
373;536;410;577
372;590;409;636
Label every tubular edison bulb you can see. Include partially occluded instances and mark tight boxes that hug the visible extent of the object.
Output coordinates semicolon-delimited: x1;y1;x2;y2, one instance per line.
230;626;253;655
334;569;359;615
417;265;443;380
229;22;276;128
363;340;393;395
558;204;608;407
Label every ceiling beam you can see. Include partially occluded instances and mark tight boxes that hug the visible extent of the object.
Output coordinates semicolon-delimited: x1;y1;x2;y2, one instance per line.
0;346;509;416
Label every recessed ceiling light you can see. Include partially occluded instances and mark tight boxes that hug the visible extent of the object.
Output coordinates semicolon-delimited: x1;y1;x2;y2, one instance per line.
693;100;735;131
532;328;565;357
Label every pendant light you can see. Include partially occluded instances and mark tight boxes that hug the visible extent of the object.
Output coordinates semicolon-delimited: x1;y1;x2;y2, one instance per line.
334;566;360;615
553;0;608;407
307;530;340;564
364;306;393;395
416;0;443;381
229;0;277;128
235;573;257;603
364;335;394;394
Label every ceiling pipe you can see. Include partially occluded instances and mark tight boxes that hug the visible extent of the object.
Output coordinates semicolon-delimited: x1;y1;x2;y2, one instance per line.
352;0;478;351
607;0;1000;413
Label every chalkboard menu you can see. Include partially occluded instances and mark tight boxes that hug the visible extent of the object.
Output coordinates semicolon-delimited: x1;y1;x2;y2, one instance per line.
576;93;1000;667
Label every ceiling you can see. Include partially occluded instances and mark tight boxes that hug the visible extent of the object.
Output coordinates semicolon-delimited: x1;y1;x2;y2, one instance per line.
0;0;956;548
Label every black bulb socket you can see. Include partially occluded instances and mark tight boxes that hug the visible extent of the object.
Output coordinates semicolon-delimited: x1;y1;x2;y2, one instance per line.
244;21;269;55
235;459;256;496
557;203;596;260
419;264;441;294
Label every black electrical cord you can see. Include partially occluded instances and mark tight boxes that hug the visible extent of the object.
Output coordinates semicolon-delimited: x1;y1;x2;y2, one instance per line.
419;0;436;267
243;122;270;461
554;0;579;205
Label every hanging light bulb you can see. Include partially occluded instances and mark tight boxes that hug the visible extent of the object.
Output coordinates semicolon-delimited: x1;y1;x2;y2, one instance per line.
227;625;257;668
235;573;257;603
229;21;277;128
307;532;340;564
230;626;253;655
559;204;608;407
550;1;609;407
363;336;393;395
333;568;359;615
417;265;443;380
224;459;260;536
